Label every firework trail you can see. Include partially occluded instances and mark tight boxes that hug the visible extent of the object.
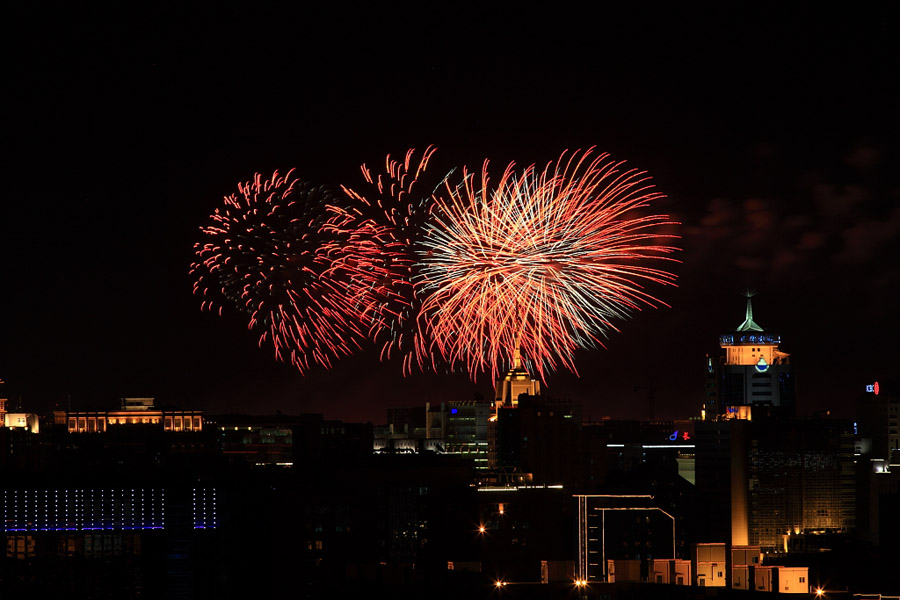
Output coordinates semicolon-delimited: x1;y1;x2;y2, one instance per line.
417;149;679;381
191;170;365;372
324;146;446;374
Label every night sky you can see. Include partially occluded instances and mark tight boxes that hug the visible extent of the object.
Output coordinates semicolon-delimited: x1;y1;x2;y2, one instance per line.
3;7;898;423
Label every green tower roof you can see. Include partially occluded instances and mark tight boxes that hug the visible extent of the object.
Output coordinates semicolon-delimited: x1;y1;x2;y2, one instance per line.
736;296;764;332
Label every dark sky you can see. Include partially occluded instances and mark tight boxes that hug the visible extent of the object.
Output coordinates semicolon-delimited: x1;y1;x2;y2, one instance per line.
3;6;898;423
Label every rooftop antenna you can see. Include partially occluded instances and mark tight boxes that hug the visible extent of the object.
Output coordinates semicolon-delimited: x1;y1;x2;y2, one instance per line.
736;289;764;332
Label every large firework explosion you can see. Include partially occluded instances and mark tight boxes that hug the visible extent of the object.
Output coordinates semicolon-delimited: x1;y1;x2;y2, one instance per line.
416;149;680;382
190;170;365;372
323;146;447;374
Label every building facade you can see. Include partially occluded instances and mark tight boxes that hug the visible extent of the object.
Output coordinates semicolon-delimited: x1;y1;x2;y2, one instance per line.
66;398;203;433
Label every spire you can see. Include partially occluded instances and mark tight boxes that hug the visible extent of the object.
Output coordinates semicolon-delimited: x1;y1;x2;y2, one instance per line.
512;348;523;370
736;292;764;332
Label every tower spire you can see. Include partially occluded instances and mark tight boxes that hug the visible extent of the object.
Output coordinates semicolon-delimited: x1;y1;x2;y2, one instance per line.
512;348;523;370
736;291;764;332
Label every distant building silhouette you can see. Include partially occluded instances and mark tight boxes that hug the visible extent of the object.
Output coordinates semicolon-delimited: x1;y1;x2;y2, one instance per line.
575;494;676;583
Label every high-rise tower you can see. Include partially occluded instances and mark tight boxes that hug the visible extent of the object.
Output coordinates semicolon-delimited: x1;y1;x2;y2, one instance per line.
487;350;583;488
488;349;541;476
705;295;795;420
493;349;541;408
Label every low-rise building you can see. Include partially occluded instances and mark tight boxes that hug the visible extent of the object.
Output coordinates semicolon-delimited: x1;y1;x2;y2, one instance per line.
694;542;726;587
66;398;202;433
651;558;691;585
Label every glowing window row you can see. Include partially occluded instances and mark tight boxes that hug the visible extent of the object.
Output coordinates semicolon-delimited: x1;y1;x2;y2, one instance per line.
2;488;218;532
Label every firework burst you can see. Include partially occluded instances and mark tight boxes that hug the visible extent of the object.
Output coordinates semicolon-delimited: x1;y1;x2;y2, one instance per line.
324;146;446;374
417;149;680;381
191;170;364;372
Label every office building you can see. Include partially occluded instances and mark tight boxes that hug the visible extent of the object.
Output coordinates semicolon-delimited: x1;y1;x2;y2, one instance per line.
446;400;491;473
705;295;795;420
696;299;854;551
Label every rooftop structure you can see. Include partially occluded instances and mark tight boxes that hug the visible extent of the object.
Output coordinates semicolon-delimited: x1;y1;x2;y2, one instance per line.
494;349;541;408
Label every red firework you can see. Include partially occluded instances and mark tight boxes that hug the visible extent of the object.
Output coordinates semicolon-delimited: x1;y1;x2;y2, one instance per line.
191;170;365;372
323;146;442;374
417;149;680;381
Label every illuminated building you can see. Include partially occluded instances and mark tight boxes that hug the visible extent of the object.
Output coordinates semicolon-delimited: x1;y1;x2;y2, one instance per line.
705;295;795;420
0;396;41;434
1;485;218;599
0;397;43;473
750;417;856;551
372;402;490;484
752;565;810;593
494;350;541;408
651;558;691;585
2;412;40;434
693;419;749;546
696;415;855;552
693;542;726;587
488;350;584;487
730;545;761;589
446;400;491;473
696;297;853;552
488;350;540;473
213;414;298;467
66;397;203;433
373;402;449;454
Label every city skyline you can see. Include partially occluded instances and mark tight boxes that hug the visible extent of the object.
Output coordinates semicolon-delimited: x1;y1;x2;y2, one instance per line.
3;7;898;424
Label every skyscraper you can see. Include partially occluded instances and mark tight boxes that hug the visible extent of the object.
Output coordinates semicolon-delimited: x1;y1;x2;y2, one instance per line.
487;350;583;488
697;296;854;551
705;295;795;420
